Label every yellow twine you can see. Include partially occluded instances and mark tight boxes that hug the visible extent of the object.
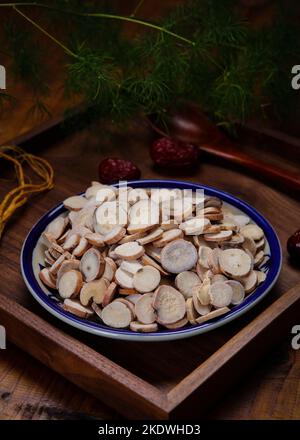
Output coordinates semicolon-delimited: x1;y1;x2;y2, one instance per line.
0;146;54;239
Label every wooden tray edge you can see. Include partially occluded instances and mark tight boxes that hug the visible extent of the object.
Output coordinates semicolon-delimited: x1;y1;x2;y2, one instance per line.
1;282;299;419
0;293;168;419
167;283;300;418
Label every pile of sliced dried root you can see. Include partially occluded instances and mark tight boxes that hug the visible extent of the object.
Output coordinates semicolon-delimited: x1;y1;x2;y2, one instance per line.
39;182;267;332
0;146;54;239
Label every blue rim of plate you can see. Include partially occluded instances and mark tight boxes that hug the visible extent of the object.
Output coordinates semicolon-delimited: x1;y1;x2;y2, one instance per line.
21;179;282;341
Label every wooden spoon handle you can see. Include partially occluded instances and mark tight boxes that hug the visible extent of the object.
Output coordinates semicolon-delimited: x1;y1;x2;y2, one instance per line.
201;142;300;192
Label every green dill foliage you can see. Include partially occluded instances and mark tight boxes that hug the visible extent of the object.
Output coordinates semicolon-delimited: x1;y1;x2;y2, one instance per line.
3;21;48;94
0;0;298;130
27;98;52;120
2;19;51;119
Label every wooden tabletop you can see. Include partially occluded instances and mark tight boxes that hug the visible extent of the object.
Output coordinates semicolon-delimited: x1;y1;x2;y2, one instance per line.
0;1;300;420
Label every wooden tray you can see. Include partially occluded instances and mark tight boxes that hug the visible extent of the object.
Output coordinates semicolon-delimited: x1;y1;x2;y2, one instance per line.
0;116;299;419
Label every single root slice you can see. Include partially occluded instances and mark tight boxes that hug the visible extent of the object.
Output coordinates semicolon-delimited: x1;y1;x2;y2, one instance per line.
153;285;186;325
119;231;146;244
199;207;221;215
63;299;94;319
126;294;142;304
48;243;64;259
120;260;143;275
101;301;132;328
135;293;156;324
49;252;71;276
193;279;211;306
103;226;126;245
42;232;57;248
85;183;105;199
85;232;105;247
192;291;212;316
161;239;198;274
209;281;233;308
175;271;200;299
170;199;193;222
241;224;264;241
186;297;198;324
39;268;57;289
240;270;258;293
145;245;162;262
205;225;222;234
94;186;116;203
219;222;238;232
179;218;210;236
128;188;149;204
114;298;135;320
256;238;265;252
119;288;138;295
58;270;83;299
133;266;161;293
48;247;61;260
127;223;156;235
130;321;158;333
163;317;188;329
66;225;91;239
219;248;252;278
72;237;90;257
160;219;179;231
44;250;56;266
204;196;222;208
225;280;245;305
107;244;118;260
242;236;257;256
80;277;109;306
211;274;227;283
196;263;212;282
206;213;224;222
114;242;145;260
64;195;88;211
91;301;102;318
69;205;96;230
230;214;250;228
207;248;221;274
198;246;212;269
254;250;265;267
204;230;232;242
80;248;105;282
137;227;163;245
152;229;183;247
102;257;117;282
62;233;80;251
95;201;127;232
102;282;118;307
195;307;230;324
45;216;68;240
256;270;267;284
115;267;134;289
129;199;159;229
57;259;80;284
141;254;170;276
